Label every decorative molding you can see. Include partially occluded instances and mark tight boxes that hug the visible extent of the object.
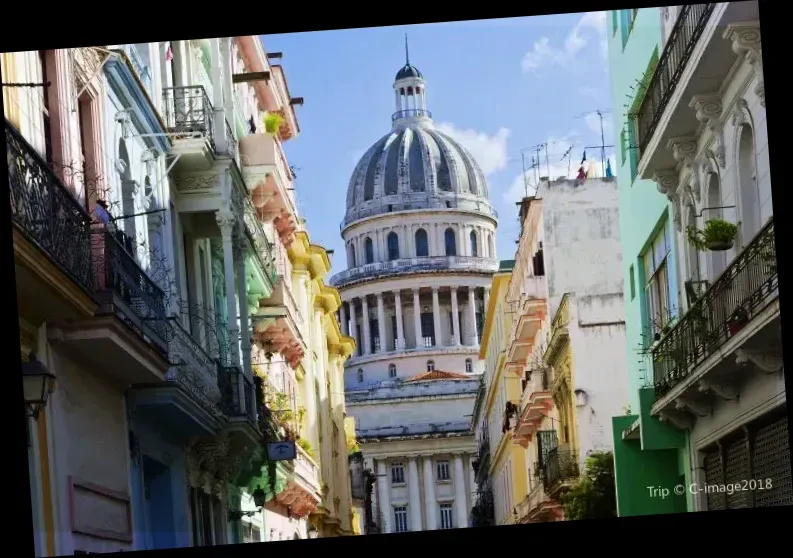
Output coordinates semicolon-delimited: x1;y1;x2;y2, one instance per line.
735;347;784;374
652;168;682;231
674;396;709;417
215;210;236;236
658;410;693;430
697;379;737;401
689;93;726;169
176;174;221;191
730;98;749;128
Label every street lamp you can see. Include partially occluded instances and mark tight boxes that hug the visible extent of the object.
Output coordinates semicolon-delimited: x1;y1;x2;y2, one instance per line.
22;353;56;420
228;487;267;521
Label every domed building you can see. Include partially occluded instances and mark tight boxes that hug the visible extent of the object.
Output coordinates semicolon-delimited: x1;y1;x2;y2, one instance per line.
332;48;499;533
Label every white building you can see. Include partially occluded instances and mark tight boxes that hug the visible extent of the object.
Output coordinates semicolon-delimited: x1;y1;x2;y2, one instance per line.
329;52;498;532
634;3;786;510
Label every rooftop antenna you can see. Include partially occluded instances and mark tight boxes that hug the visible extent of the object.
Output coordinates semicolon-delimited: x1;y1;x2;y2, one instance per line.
561;144;574;177
520;151;529;197
577;109;614;177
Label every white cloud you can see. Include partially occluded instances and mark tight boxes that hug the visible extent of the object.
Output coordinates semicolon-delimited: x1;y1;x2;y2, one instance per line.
521;11;607;73
435;122;511;177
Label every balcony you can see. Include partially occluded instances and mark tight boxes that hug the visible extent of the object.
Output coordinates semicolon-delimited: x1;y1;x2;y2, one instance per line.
218;363;257;428
238;132;298;241
651;219;779;418
505;281;547;377
513;371;553;448
7;121;96;322
241;194;278;285
469;489;494;527
392;108;433;122
251;277;306;369
127;316;224;438
541;448;579;494
515;480;563;523
48;230;171;385
161;86;237;171
329;256;500;287
272;444;322;517
636;2;760;178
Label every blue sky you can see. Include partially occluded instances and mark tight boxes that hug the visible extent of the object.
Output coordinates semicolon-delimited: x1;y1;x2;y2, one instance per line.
261;12;616;275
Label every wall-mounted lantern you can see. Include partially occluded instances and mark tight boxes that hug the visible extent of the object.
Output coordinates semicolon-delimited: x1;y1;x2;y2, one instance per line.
22;353;56;421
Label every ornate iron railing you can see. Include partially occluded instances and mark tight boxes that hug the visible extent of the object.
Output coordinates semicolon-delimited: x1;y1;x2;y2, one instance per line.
542;448;579;491
330;255;500;286
162;86;215;150
225;118;238;158
241;195;278;283
166;318;222;415
652;219;777;398
218;363;257;426
635;4;716;154
391;108;433;121
93;230;170;351
6;121;94;293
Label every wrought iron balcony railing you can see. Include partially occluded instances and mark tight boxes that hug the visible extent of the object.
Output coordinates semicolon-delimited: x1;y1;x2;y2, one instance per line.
225;118;238;158
391;108;433;121
635;3;716;154
93;230;170;353
162;86;216;151
6;121;94;293
541;448;579;491
218;363;257;426
241;194;278;283
652;219;777;398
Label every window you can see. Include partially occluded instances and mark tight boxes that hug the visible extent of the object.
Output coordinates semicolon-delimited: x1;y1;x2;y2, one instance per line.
387;231;400;260
444;227;457;256
465;358;473;373
389;363;397;378
415;228;429;257
629;264;636;300
394;506;408;532
420;312;435;345
427;360;435;372
391;462;405;484
643;224;672;337
38;51;54;166
357;369;364;383
365;237;374;264
439;503;454;529
469;230;478;257
437;460;451;481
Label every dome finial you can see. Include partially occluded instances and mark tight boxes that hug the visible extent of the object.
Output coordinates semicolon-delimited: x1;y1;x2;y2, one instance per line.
405;33;410;65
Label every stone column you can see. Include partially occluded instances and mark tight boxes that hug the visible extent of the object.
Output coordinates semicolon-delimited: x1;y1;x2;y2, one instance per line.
376;292;387;353
349;299;359;353
422;457;437;530
376;460;392;533
468;287;478;346
216;210;240;365
362;296;371;355
412;288;422;348
407;458;423;531
451;287;461;346
431;287;442;347
394;290;405;351
453;454;468;529
437;224;445;257
340;302;348;336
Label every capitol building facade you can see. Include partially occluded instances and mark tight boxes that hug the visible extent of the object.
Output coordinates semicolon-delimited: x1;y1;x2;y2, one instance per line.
331;53;499;533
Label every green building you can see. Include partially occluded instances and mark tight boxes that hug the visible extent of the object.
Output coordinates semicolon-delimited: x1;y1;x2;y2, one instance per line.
606;8;690;517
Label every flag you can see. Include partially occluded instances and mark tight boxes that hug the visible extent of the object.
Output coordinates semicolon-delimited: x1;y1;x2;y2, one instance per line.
580;150;587;164
576;165;586;180
165;43;173;62
605;159;614;178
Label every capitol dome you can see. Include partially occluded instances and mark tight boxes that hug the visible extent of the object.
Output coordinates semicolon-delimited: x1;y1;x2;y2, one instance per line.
342;53;496;229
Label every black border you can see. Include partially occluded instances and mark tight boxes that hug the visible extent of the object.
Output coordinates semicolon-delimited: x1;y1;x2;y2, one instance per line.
2;1;789;556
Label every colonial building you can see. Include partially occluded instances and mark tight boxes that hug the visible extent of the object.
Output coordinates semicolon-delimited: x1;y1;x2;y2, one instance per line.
503;180;629;522
610;2;788;513
331;50;496;532
476;263;530;526
468;376;494;527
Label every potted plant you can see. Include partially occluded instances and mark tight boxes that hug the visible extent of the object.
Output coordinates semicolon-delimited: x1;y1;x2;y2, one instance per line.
296;436;316;459
686;219;739;252
726;305;749;335
263;112;284;135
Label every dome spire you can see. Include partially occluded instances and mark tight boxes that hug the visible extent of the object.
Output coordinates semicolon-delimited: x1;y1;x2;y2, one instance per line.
405;33;410;65
393;37;430;128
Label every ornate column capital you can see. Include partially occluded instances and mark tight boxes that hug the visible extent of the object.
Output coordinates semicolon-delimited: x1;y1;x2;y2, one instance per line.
431;286;440;293
215;209;236;236
652;168;682;231
690;93;726;170
411;287;420;296
731;98;750;128
724;23;764;107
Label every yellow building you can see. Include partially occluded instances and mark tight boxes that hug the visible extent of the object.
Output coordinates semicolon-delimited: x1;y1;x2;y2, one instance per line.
477;262;529;525
288;232;358;537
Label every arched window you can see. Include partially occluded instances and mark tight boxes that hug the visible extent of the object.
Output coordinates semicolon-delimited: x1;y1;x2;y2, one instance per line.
415;228;429;257
737;123;760;243
465;358;473;373
387;232;400;260
469;230;478;257
365;237;374;264
389;363;397;378
444;227;457;256
427;360;435;372
348;243;357;268
357;369;364;383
